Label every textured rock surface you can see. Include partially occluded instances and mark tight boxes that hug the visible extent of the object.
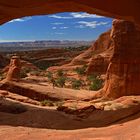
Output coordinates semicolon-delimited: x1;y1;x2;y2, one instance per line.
69;45;94;66
86;30;113;75
0;0;139;25
103;20;140;98
4;56;21;81
87;55;110;75
48;30;113;73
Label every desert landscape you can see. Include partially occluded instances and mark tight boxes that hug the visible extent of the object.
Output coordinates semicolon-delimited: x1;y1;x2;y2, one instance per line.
0;0;140;140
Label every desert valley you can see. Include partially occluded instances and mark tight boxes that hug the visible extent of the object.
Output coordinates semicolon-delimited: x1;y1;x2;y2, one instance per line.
0;0;140;140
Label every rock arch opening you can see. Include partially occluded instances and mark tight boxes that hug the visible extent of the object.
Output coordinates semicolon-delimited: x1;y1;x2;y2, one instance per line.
0;1;140;100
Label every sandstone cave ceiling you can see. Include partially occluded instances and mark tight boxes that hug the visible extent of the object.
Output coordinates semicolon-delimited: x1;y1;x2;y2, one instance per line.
0;0;139;25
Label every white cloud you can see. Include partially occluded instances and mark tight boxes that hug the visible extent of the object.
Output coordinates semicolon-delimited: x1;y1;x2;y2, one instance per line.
49;12;104;19
60;27;68;29
9;19;24;23
52;27;57;29
75;25;86;29
54;32;65;35
70;12;104;18
51;22;64;25
52;26;68;30
49;15;71;19
76;21;108;29
9;17;32;23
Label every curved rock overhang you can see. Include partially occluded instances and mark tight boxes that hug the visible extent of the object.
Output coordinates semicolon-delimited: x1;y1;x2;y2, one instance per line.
0;0;139;25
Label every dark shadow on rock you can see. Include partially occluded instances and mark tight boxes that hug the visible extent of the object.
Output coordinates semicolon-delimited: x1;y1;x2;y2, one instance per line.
0;98;140;130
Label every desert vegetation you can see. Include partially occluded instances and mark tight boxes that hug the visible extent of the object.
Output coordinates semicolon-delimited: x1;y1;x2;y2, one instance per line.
44;67;104;91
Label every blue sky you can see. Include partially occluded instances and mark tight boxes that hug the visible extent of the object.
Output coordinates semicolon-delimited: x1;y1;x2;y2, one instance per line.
0;12;113;42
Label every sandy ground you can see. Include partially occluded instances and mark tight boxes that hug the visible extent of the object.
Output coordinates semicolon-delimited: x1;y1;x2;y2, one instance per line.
0;110;140;140
0;98;140;140
0;80;140;140
0;80;97;101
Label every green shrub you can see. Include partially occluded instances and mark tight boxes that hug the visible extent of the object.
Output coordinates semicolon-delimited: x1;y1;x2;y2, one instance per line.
56;77;66;87
20;70;28;78
54;101;64;107
89;78;103;91
74;65;87;75
36;63;54;70
46;72;57;87
87;74;98;83
57;69;64;77
46;71;53;80
71;79;83;89
40;100;54;106
40;100;64;107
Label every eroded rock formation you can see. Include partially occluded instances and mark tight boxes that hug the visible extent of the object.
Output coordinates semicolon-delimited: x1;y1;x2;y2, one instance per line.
5;55;21;81
103;19;140;98
48;30;113;73
86;30;113;75
87;55;110;75
0;0;139;26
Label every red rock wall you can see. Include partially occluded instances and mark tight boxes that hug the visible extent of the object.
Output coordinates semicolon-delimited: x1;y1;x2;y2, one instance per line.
103;20;140;98
86;30;113;75
0;0;139;25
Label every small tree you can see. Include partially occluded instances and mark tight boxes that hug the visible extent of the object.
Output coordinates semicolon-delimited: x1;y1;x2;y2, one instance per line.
46;72;57;88
88;75;103;91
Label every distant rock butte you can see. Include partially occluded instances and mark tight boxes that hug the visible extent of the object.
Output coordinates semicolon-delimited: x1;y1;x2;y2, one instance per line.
48;30;113;73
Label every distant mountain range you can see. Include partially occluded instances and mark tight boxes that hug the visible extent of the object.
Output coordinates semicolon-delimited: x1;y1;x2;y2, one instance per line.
0;40;93;52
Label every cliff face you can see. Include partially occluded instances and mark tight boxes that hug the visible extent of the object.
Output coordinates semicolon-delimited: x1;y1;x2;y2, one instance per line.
103;20;140;98
70;30;112;67
86;30;113;75
69;46;94;66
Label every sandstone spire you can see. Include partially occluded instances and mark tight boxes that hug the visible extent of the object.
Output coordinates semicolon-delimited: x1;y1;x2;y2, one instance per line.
5;55;21;81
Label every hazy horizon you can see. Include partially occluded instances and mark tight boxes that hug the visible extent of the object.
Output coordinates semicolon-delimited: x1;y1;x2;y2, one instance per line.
0;39;93;43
